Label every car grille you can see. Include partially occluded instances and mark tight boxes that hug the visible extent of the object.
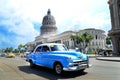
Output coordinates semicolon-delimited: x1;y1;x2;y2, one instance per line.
71;60;88;66
74;60;87;64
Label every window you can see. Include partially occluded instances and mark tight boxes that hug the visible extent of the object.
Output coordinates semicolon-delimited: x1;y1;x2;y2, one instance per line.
35;46;42;52
99;42;101;46
50;45;68;51
96;35;97;39
92;42;94;46
42;46;50;52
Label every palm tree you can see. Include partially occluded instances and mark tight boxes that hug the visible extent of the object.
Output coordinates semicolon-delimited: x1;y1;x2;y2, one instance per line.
80;32;93;53
71;32;93;53
18;44;25;53
70;34;83;47
70;34;77;47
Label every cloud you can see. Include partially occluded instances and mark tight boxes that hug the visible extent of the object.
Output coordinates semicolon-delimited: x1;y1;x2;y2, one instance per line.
0;0;111;49
57;12;111;34
52;0;111;33
0;1;39;48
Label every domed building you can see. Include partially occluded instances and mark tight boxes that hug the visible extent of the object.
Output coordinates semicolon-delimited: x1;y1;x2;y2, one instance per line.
34;9;57;45
26;9;106;52
40;9;57;37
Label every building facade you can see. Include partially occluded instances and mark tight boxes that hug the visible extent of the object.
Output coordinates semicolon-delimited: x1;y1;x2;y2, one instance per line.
108;0;120;55
27;9;106;52
77;29;106;52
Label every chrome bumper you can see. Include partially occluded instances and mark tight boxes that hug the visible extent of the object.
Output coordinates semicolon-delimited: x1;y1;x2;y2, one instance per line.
63;64;91;71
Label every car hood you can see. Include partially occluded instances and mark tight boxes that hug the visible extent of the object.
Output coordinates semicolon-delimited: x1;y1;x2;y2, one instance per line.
49;51;88;60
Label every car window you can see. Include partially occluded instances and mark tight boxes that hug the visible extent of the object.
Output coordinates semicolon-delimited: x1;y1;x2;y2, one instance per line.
35;46;42;52
50;45;68;51
41;46;50;52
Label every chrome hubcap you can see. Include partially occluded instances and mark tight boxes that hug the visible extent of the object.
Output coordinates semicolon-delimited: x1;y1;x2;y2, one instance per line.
56;64;61;74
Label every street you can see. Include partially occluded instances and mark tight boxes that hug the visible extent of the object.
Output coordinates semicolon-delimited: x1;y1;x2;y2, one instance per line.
0;56;120;80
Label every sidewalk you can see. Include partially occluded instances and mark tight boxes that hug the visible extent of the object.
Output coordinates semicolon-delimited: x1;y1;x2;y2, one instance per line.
96;56;120;62
88;55;120;62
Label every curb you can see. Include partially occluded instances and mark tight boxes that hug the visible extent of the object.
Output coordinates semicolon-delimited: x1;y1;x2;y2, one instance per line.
96;57;120;62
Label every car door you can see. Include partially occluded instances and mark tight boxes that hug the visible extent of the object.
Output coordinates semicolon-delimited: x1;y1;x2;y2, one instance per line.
40;45;50;66
34;46;43;65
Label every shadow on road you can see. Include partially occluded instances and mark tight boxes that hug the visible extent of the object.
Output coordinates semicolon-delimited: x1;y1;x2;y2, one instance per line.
18;65;88;80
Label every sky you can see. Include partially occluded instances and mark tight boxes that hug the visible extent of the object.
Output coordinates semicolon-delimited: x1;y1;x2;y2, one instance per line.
0;0;111;49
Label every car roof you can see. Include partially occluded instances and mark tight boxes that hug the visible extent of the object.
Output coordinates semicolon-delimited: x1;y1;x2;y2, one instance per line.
33;43;66;52
37;43;64;47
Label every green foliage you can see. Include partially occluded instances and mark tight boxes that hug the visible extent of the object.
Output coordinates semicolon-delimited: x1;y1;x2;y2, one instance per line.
0;43;26;54
87;51;96;54
70;34;76;41
14;53;19;56
70;32;93;47
13;49;19;53
70;34;83;47
70;32;93;54
18;44;26;53
4;47;13;53
81;32;93;44
106;36;111;45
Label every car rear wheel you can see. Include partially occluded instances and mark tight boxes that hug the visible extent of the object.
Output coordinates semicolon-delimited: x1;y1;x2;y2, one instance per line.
29;60;35;68
54;63;63;75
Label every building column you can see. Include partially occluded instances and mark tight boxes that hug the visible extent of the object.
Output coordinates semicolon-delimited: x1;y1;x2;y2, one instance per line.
119;38;120;54
111;36;120;55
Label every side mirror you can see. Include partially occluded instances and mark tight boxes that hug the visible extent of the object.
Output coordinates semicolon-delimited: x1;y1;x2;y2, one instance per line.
75;48;79;52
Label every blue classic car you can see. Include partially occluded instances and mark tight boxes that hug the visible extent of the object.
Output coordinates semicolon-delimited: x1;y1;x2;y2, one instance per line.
26;43;90;74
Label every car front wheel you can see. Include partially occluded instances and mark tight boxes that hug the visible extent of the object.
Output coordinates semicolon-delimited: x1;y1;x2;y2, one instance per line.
54;63;63;75
79;69;85;73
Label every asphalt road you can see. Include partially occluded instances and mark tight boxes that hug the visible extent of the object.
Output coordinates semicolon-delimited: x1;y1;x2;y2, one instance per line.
0;56;120;80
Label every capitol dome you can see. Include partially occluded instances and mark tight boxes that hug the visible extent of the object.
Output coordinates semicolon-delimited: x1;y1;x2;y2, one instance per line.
42;9;56;25
40;9;57;37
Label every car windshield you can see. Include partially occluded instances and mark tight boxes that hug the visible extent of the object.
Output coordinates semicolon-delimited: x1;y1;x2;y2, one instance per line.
50;45;68;51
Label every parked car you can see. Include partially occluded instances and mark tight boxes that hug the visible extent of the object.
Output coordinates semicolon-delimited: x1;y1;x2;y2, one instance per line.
26;43;91;75
6;53;15;58
0;53;7;57
98;49;113;56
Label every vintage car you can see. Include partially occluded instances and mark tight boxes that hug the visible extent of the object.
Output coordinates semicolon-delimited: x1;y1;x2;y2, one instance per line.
6;53;15;58
26;43;90;74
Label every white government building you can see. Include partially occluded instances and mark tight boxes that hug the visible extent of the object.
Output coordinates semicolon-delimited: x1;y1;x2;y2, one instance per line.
27;9;106;52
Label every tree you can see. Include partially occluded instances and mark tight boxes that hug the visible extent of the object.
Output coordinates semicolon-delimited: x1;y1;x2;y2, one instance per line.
80;32;93;53
4;47;13;53
81;32;93;48
71;32;93;53
70;34;77;47
70;34;83;47
18;44;25;53
9;47;13;53
106;36;112;48
13;49;19;53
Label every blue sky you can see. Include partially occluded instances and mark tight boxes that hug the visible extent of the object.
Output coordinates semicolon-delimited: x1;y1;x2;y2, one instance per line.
0;0;111;49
